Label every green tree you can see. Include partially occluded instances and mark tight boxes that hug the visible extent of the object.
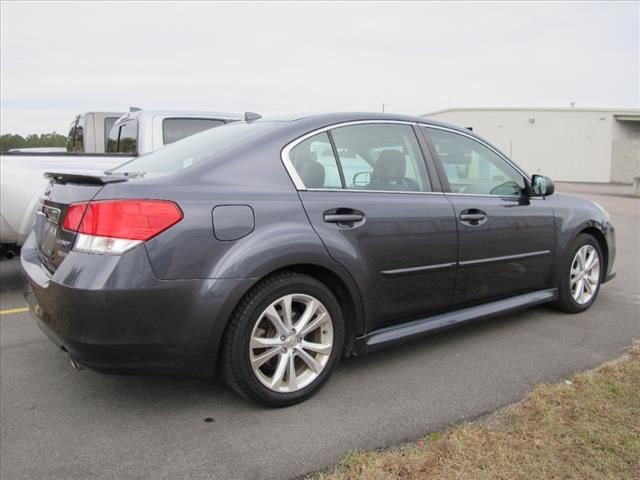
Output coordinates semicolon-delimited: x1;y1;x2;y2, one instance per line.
0;132;67;151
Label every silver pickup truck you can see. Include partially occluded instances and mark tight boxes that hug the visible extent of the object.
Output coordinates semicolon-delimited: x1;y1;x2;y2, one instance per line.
67;111;125;153
1;109;242;255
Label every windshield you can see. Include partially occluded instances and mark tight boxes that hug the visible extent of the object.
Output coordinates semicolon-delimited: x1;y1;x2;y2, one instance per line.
109;121;276;174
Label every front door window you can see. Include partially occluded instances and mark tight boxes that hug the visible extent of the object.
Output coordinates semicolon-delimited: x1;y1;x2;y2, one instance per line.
428;128;525;196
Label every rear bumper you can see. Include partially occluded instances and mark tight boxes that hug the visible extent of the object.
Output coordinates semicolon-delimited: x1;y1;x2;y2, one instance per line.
21;234;253;376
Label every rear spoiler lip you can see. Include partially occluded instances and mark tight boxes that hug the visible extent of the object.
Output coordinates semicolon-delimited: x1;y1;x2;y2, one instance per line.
44;171;135;185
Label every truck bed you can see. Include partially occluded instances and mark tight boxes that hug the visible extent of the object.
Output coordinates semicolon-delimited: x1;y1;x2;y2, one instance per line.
0;152;133;246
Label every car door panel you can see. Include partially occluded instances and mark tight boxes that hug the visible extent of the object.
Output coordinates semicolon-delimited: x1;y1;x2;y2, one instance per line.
446;194;555;306
299;190;458;330
422;126;556;306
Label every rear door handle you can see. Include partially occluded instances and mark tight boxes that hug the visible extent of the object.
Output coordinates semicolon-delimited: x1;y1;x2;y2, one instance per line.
323;209;365;226
324;214;363;223
459;209;487;226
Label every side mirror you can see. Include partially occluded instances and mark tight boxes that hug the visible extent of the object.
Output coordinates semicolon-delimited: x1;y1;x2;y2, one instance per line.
353;171;370;187
531;174;554;196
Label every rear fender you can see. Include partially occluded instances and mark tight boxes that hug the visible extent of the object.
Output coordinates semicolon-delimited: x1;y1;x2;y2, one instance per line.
198;226;365;375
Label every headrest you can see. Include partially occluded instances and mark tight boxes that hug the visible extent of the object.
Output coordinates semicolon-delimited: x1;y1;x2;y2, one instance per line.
373;150;406;178
293;149;317;165
299;161;326;188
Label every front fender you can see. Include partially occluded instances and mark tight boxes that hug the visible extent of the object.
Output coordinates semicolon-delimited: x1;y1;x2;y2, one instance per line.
548;193;616;284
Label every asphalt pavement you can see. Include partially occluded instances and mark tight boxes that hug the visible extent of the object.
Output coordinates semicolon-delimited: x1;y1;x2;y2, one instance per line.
1;183;639;480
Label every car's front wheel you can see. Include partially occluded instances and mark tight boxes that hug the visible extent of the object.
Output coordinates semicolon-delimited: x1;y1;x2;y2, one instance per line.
555;233;603;313
220;272;344;407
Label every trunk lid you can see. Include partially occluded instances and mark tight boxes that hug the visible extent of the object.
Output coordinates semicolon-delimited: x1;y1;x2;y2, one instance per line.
35;172;129;272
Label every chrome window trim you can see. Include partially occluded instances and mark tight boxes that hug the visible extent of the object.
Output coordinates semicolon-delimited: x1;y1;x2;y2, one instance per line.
303;187;445;196
417;123;530;180
444;192;545;201
281;119;532;194
301;187;546;200
281;120;421;191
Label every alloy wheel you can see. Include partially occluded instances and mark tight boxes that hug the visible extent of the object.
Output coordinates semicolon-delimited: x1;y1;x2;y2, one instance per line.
249;294;334;393
570;244;600;305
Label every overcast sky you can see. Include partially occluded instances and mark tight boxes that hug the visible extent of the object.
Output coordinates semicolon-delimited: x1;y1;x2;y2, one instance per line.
1;1;638;135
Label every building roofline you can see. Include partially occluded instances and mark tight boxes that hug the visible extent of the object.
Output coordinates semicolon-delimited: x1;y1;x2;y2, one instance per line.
423;107;640;116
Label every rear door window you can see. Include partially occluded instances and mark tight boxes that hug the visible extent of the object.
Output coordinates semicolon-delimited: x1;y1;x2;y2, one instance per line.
163;118;225;145
330;123;431;192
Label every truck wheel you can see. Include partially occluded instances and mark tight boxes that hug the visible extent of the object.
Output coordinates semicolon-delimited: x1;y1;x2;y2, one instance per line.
220;272;344;407
554;233;603;313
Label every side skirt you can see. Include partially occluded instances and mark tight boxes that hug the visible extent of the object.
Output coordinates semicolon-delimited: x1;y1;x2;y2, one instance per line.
355;289;558;354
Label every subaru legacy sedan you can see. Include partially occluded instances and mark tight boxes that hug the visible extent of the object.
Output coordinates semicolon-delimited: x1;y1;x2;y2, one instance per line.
22;113;615;407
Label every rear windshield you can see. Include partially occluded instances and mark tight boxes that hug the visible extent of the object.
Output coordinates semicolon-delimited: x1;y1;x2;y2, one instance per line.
110;121;275;174
104;117;119;150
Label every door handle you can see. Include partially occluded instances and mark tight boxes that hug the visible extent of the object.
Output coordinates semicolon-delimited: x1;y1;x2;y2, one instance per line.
460;213;486;221
324;214;364;223
459;209;487;226
323;209;365;226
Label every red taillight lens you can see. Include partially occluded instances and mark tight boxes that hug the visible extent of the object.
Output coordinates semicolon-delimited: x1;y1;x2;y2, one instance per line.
63;200;183;241
62;202;89;231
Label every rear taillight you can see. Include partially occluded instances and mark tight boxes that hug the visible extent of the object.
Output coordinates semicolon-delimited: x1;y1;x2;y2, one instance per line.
63;199;183;254
62;202;89;231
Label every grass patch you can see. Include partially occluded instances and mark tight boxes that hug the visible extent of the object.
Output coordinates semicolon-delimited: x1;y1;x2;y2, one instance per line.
312;342;640;480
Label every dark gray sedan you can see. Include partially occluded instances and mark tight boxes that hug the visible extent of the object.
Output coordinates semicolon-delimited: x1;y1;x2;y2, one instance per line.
22;113;616;407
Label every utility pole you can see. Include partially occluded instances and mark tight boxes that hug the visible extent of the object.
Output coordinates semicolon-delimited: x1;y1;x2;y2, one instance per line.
382;103;389;113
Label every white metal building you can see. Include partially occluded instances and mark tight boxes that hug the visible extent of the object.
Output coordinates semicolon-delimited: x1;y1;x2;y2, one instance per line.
424;108;640;183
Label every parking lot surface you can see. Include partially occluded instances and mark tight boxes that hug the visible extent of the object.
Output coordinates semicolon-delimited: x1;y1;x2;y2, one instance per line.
1;183;639;480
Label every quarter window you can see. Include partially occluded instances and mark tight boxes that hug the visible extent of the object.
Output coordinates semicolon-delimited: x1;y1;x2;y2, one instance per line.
426;128;525;196
162;118;226;145
288;133;342;189
331;124;430;192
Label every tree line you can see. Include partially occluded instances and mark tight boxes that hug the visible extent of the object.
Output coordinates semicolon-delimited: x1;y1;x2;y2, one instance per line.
0;132;67;151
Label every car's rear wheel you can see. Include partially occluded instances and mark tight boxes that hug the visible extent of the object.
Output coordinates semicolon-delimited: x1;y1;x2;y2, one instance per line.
220;272;344;407
554;233;603;313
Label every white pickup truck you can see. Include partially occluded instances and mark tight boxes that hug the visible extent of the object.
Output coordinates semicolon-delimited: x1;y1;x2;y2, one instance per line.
0;109;243;256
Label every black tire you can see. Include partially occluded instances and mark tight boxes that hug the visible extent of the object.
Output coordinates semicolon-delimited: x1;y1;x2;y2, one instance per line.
220;272;344;407
554;233;604;313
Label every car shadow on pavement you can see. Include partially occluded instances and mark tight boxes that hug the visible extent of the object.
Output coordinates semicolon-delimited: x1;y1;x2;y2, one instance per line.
340;305;555;370
55;305;553;413
0;258;26;291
